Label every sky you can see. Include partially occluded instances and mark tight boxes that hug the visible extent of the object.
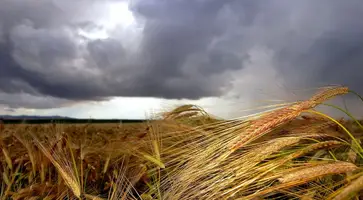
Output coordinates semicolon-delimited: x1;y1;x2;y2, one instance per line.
1;0;363;119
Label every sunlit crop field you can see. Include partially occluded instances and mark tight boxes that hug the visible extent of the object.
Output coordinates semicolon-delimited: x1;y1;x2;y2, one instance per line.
1;86;363;200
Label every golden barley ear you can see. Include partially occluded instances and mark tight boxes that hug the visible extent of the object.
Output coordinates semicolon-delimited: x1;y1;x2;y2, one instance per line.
108;156;141;200
310;86;349;104
278;162;358;184
230;101;313;151
331;174;363;200
245;161;358;199
31;133;81;198
231;86;349;151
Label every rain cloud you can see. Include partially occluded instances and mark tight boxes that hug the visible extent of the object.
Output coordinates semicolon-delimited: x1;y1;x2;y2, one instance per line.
0;0;363;109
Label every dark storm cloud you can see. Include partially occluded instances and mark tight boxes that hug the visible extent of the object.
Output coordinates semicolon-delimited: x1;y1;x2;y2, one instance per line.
262;0;363;94
1;0;363;109
0;0;246;108
126;0;247;98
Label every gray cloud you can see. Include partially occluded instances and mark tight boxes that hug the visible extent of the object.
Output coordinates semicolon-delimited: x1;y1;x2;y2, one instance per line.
0;92;70;109
1;0;363;109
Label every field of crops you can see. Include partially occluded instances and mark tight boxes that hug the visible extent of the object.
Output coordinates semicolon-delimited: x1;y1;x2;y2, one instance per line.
1;86;363;200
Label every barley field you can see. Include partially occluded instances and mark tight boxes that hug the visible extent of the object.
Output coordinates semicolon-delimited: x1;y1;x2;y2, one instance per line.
1;86;363;199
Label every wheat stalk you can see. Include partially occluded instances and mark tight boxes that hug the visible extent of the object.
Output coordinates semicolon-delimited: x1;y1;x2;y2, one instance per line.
231;86;349;151
271;140;344;168
0;142;12;171
332;174;363;200
278;162;358;183
231;101;314;151
198;137;302;198
244;137;301;163
310;86;349;104
254;140;344;175
32;135;81;198
230;141;344;198
244;162;358;199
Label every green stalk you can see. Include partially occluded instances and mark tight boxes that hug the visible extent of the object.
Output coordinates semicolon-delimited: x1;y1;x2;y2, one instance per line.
304;110;363;159
322;103;363;130
349;90;363;103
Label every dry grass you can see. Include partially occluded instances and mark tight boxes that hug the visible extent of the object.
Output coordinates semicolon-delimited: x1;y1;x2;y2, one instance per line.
0;86;363;199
